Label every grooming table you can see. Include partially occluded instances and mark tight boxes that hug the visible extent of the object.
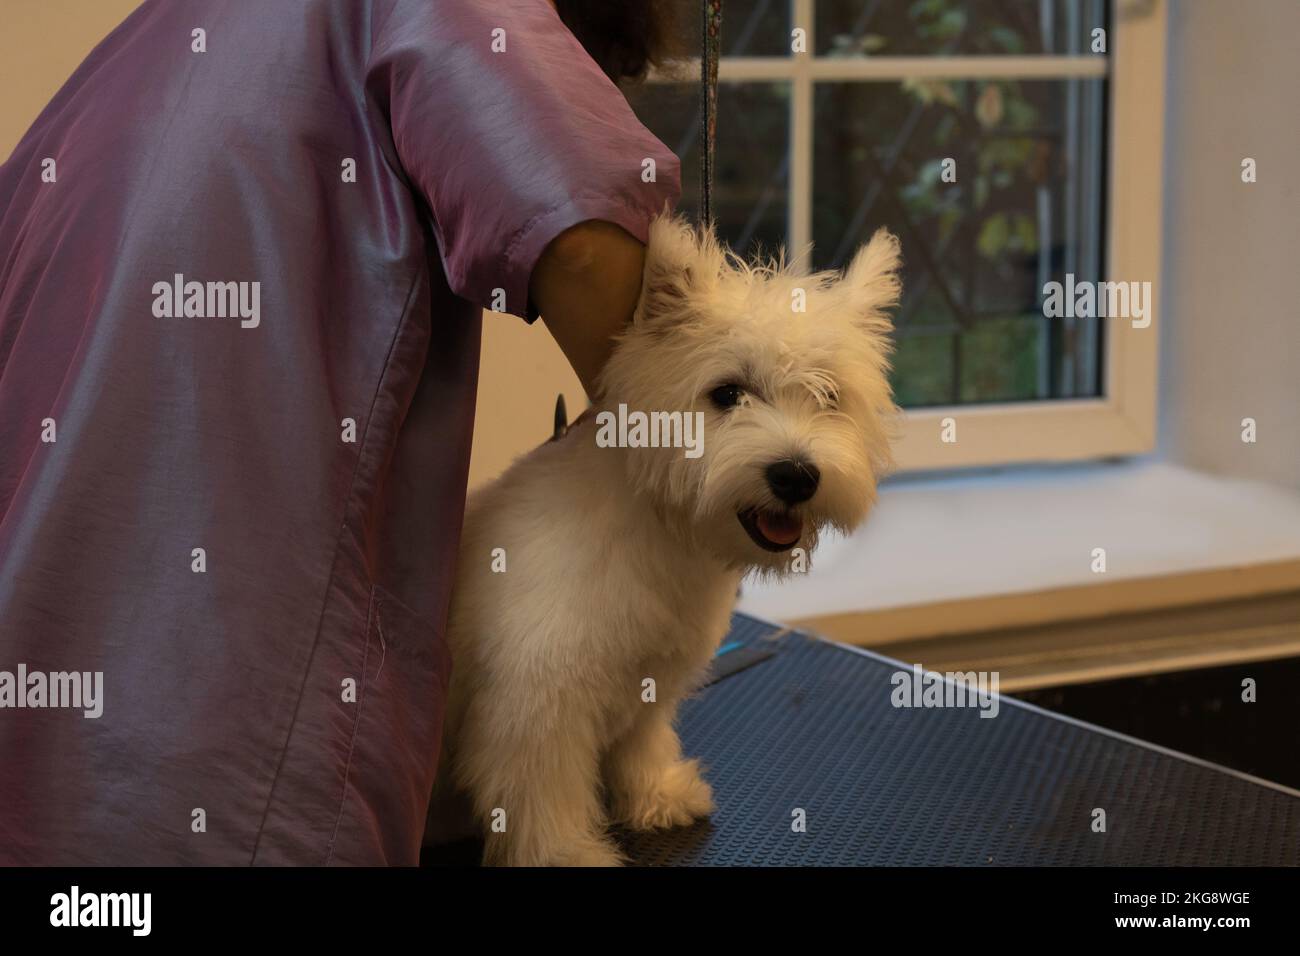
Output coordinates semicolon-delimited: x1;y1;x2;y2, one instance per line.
619;614;1300;866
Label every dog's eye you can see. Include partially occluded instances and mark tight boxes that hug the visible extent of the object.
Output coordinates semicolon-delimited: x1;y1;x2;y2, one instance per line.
709;384;744;409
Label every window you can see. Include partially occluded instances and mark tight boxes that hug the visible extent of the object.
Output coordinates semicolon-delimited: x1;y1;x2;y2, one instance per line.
629;0;1165;471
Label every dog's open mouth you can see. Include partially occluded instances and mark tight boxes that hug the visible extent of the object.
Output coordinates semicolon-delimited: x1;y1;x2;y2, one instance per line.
737;508;804;552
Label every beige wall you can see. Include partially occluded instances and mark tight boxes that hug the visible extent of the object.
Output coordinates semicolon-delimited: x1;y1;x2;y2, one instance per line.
0;1;143;157
0;0;576;490
1156;0;1300;490
471;317;582;487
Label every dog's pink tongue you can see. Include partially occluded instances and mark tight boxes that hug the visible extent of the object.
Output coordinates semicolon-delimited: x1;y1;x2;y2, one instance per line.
757;512;803;545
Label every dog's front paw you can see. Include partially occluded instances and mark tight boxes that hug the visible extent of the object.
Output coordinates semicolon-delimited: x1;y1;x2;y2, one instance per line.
614;758;715;831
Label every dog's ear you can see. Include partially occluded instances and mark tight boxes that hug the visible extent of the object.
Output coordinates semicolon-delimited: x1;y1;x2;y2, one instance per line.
635;214;714;325
842;228;902;330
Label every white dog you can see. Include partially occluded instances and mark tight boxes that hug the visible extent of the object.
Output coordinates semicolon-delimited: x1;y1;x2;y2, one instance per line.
433;214;901;866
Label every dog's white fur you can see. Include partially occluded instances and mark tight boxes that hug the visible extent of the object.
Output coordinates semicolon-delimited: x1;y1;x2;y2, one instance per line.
433;214;901;865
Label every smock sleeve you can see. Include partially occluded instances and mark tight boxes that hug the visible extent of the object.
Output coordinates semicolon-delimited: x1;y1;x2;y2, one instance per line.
369;0;682;320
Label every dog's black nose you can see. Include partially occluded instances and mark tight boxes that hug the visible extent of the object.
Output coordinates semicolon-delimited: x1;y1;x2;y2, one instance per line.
765;460;820;505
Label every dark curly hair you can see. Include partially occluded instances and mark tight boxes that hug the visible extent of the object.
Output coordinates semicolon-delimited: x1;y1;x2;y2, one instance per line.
554;0;686;83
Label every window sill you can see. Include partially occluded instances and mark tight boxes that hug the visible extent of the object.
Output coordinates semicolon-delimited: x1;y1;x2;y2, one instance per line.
738;460;1300;670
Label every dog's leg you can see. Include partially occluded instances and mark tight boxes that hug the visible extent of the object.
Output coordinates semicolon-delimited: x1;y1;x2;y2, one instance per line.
605;703;714;831
456;696;624;867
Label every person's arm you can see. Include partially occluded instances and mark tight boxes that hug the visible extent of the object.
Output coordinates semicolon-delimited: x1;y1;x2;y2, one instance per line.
529;220;646;399
370;0;679;384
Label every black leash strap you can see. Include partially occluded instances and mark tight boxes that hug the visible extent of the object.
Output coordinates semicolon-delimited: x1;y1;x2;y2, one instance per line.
699;1;723;227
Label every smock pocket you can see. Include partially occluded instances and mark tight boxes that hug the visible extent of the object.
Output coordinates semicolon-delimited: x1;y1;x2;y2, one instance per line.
328;585;452;866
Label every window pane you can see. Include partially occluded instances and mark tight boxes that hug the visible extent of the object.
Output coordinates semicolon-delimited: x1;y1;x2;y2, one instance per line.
812;77;1106;406
663;0;792;58
628;81;790;260
816;0;1108;57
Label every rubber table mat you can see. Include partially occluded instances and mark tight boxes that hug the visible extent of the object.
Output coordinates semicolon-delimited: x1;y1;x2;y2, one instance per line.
620;614;1300;866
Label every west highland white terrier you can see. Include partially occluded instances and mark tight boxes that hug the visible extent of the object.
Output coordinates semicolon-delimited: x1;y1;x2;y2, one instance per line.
433;214;901;866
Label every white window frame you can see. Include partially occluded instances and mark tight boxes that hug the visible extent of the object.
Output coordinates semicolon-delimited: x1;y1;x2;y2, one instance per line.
657;0;1166;473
